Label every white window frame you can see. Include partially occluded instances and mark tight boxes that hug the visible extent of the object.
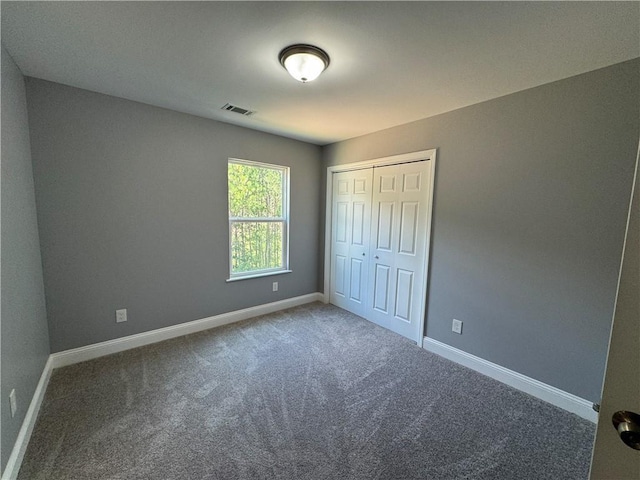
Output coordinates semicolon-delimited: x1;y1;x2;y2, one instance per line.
227;158;291;282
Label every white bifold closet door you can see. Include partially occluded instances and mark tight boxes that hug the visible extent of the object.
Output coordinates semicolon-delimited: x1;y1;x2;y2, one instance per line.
368;162;430;340
329;168;374;318
329;160;432;341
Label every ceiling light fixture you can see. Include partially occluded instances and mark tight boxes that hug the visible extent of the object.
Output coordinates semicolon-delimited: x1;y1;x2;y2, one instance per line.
278;44;330;83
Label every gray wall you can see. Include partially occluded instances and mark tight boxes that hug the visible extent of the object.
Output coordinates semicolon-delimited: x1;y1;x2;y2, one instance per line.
25;79;322;353
1;47;50;472
322;59;640;401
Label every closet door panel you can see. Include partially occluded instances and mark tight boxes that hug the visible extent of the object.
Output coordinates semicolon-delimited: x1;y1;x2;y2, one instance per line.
335;202;348;243
334;255;347;298
349;257;364;302
394;268;414;321
399;202;419;255
352;202;366;246
376;202;395;251
373;264;391;313
368;161;431;340
330;169;373;317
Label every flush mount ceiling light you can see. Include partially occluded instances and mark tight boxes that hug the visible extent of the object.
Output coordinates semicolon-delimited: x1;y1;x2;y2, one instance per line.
278;44;330;83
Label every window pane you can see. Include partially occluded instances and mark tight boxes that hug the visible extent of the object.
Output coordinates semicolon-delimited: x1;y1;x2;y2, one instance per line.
231;222;283;274
228;163;283;218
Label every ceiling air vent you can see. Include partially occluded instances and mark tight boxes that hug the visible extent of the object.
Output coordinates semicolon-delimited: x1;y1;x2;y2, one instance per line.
221;103;255;116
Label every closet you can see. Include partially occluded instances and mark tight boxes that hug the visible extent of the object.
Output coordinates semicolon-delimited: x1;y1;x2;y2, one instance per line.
328;151;435;343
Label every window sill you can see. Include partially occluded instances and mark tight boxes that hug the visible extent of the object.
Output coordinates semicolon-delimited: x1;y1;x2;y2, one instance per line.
226;270;293;283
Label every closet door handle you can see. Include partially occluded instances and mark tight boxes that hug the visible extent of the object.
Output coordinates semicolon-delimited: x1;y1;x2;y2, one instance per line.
362;253;366;256
375;255;379;259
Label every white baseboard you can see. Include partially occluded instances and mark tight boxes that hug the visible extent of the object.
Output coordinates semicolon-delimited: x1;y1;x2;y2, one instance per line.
51;293;323;369
422;337;598;423
2;356;54;480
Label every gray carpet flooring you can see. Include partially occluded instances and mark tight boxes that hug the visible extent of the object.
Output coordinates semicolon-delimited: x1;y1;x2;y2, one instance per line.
19;302;595;479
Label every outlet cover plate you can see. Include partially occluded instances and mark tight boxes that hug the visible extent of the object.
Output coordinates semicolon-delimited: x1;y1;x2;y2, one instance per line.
116;309;127;323
452;319;463;334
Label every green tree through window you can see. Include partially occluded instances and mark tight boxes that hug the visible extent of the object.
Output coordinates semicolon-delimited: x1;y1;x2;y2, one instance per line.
228;159;289;278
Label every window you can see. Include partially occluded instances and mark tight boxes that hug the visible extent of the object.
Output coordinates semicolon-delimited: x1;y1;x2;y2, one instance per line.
228;159;290;280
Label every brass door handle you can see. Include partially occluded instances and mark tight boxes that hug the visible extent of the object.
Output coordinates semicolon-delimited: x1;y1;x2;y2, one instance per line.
612;411;640;450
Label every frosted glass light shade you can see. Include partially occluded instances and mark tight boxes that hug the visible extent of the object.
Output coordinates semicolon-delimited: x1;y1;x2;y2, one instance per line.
279;44;330;83
283;53;325;82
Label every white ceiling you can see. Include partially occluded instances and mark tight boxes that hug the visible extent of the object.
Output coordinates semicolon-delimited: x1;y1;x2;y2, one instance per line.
2;1;638;145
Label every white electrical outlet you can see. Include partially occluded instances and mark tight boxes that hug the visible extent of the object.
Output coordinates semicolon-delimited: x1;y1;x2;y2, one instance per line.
9;389;17;418
272;282;278;292
116;308;127;323
452;319;463;334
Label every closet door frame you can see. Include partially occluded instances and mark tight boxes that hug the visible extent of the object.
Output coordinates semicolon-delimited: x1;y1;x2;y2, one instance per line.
323;149;437;345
